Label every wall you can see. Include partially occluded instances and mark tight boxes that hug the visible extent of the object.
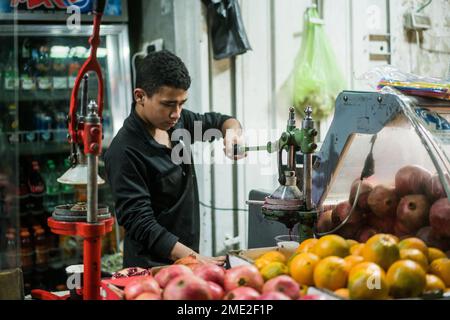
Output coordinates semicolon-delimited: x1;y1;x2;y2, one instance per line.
131;0;450;256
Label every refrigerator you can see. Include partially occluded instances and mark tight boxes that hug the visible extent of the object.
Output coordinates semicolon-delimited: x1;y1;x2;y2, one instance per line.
0;0;132;295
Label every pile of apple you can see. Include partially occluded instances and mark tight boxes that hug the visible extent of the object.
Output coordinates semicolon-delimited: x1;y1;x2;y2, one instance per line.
317;165;450;252
122;262;306;300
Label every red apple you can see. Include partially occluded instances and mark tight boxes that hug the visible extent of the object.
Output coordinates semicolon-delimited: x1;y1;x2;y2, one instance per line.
206;281;224;300
223;287;260;300
134;292;161;300
154;264;193;288
124;276;161;300
193;264;225;286
262;275;299;300
224;265;264;292
163;275;211;300
259;292;291;300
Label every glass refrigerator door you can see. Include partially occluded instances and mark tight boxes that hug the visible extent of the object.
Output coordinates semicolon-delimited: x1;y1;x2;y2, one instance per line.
0;24;131;293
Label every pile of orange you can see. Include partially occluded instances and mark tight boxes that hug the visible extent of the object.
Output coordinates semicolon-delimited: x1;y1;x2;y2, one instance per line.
253;233;450;300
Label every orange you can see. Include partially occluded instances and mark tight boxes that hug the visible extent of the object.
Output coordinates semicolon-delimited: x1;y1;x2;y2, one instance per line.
400;248;429;272
260;261;288;281
386;260;426;298
344;255;364;273
259;251;287;264
428;247;446;262
367;233;399;244
350;243;365;256
425;274;446;292
313;235;350;259
254;258;271;270
346;239;359;248
398;238;428;257
289;252;320;286
334;288;349;299
286;253;299;269
296;238;318;254
363;234;400;270
348;262;389;300
313;256;348;291
429;258;450;286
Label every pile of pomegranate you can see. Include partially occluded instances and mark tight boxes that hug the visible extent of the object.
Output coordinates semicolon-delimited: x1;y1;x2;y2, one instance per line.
118;257;311;300
317;165;450;252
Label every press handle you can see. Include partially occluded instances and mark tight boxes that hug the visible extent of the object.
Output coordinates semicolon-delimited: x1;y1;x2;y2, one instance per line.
93;0;106;14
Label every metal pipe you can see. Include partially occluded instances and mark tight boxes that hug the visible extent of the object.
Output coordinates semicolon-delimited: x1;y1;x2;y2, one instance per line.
304;153;313;210
87;154;98;224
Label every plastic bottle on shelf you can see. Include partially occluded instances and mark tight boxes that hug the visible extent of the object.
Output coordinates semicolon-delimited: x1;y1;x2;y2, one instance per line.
20;227;34;274
20;39;36;91
33;226;49;272
34;42;52;90
4;52;19;91
54;111;67;142
28;160;45;215
52;56;68;90
5;103;20;145
68;59;81;89
60;158;75;203
43;160;60;213
5;228;18;269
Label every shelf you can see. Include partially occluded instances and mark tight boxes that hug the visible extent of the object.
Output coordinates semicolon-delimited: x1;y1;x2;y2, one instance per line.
0;87;104;103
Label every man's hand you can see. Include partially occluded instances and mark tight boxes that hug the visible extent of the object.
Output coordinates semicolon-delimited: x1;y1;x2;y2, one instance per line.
195;254;226;266
222;118;246;161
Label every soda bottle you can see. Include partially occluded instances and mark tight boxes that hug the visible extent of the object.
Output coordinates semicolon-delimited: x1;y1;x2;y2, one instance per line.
5;228;19;269
28;160;45;215
52;56;68;90
20;227;34;274
68;59;81;89
5;103;20;145
20;40;36;91
4;52;19;91
18;165;33;215
33;226;49;272
43;160;60;213
33;42;52;90
60;158;74;203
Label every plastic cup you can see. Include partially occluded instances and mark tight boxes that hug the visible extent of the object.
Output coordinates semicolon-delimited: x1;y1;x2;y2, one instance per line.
274;235;301;259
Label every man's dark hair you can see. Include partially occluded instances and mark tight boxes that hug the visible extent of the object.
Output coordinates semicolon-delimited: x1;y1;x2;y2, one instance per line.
135;50;191;97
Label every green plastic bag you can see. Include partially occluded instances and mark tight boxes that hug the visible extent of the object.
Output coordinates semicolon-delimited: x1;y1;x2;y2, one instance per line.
293;7;345;119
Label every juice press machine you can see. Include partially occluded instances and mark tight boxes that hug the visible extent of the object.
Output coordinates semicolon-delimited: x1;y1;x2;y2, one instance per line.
246;90;450;248
31;0;114;300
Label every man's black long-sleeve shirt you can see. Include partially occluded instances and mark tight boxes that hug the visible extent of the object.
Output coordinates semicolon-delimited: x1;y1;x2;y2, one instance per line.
104;103;231;268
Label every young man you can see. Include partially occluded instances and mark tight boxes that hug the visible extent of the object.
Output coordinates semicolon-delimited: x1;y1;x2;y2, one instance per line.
104;50;244;268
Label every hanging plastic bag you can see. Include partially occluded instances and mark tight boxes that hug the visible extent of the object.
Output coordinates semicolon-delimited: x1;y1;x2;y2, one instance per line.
202;0;252;60
293;6;345;119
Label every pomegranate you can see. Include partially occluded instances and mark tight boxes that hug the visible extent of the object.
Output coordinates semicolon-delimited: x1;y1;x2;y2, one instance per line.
395;165;431;196
134;292;161;300
206;281;224;300
259;292;291;300
357;226;378;243
223;265;264;292
163;275;211;300
416;226;450;251
426;174;449;202
154;264;193;288
123;276;161;300
367;213;395;234
396;195;430;232
429;198;450;238
223;287;260;300
349;179;373;211
193;264;225;286
262;275;300;300
317;210;335;233
367;185;398;218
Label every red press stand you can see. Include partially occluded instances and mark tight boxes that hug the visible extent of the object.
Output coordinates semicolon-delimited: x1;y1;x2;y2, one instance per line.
31;0;113;301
